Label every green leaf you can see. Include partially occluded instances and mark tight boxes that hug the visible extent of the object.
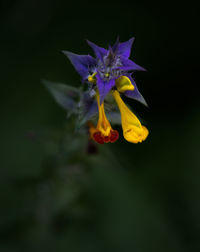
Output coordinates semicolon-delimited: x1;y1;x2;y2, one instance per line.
42;79;80;112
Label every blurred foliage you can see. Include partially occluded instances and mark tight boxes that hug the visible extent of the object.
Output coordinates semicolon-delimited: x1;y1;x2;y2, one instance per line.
0;0;200;252
1;112;200;252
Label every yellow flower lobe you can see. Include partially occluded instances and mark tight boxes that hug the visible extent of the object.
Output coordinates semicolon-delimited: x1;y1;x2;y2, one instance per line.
112;90;148;143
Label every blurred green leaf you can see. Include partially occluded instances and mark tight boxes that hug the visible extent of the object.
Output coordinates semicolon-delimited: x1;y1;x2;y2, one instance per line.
42;79;80;114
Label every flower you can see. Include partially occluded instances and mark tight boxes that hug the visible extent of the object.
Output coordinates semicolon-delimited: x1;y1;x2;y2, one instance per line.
62;38;146;105
88;93;119;144
112;90;148;143
62;38;149;144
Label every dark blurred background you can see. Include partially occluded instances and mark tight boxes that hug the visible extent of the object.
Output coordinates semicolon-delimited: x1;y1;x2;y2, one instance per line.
0;0;200;251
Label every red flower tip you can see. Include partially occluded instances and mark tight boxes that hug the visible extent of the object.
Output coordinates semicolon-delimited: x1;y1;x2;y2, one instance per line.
110;130;119;143
92;130;119;144
93;131;104;144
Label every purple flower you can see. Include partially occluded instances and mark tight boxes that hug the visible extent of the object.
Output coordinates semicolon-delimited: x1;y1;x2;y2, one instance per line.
60;38;149;144
62;38;147;105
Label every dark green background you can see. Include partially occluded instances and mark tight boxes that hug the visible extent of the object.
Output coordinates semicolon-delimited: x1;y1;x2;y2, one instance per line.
0;0;200;251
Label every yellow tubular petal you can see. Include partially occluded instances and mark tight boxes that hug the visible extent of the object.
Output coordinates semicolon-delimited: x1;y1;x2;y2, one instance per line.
96;93;112;136
112;90;149;143
115;76;135;93
113;90;141;129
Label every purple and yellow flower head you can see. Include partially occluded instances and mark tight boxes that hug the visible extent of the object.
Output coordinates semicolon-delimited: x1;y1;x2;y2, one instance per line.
62;38;149;144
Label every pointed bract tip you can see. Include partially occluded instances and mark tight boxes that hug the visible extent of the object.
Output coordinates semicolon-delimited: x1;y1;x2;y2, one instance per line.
62;50;75;58
86;39;94;47
129;37;135;43
138;66;147;72
112;36;120;51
